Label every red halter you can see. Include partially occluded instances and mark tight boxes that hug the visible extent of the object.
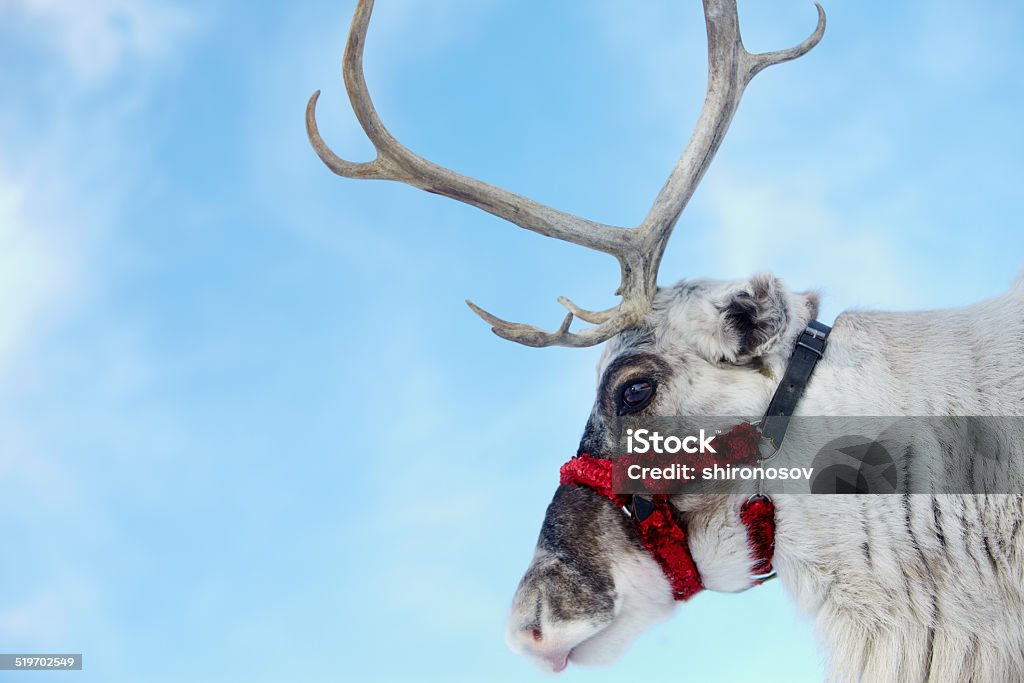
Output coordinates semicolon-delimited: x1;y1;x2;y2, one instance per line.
558;423;776;601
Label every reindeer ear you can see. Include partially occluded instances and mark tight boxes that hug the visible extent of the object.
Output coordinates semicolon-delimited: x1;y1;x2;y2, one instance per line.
717;273;794;362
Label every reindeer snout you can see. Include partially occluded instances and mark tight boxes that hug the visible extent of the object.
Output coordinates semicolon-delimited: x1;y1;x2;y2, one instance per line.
505;549;616;673
507;485;677;670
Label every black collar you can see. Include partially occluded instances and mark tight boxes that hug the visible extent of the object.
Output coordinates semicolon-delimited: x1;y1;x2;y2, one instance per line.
759;320;831;451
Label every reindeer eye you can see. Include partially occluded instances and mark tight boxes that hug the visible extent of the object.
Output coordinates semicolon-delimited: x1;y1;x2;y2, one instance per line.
620;379;655;412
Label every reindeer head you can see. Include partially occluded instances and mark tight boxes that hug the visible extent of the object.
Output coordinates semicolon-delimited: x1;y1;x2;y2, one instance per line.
308;0;825;673
505;275;820;671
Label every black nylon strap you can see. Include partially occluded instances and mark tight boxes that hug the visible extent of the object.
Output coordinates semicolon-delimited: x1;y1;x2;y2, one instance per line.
759;320;831;451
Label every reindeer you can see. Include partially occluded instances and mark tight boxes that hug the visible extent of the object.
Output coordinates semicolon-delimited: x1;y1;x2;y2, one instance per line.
307;1;1024;681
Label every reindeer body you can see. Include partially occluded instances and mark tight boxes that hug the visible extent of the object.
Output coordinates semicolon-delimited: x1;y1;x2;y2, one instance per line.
773;282;1024;682
507;276;1024;681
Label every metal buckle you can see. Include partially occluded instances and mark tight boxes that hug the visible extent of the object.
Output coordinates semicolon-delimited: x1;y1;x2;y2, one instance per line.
759;434;781;461
744;492;772;505
804;324;828;341
750;419;781;461
796;325;828;357
796;340;824;356
630;495;656;522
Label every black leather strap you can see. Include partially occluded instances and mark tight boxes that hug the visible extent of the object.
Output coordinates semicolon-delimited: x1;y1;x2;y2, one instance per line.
759;320;831;451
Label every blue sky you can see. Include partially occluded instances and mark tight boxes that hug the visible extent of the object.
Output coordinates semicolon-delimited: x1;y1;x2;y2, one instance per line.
1;1;1023;682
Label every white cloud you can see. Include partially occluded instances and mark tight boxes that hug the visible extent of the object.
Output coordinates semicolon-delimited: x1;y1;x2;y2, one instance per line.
0;0;198;644
0;0;196;87
0;179;75;376
697;169;924;318
0;0;198;368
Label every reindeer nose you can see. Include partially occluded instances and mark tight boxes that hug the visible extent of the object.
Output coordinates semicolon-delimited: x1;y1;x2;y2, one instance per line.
509;623;573;673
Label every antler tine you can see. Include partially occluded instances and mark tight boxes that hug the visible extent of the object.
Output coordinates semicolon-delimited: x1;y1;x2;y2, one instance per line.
556;297;618;325
466;300;637;349
635;0;826;295
306;90;395;179
307;0;825;348
744;3;826;80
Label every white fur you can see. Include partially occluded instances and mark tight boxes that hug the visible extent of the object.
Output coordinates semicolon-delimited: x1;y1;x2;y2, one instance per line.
657;277;1024;681
570;547;677;667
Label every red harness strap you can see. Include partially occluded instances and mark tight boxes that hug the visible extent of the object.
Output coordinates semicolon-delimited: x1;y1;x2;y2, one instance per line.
559;423;776;601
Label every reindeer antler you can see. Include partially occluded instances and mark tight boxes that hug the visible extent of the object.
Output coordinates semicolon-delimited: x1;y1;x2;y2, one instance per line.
306;0;825;348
